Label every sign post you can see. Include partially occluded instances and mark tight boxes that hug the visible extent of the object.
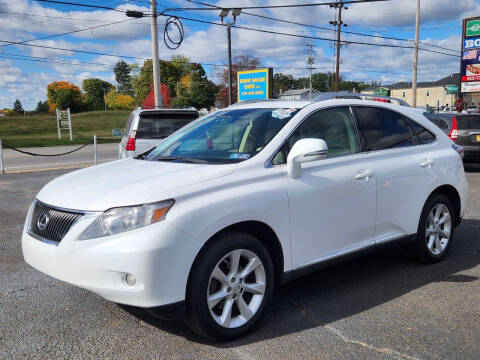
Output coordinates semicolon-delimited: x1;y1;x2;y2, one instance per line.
237;68;273;102
56;108;73;141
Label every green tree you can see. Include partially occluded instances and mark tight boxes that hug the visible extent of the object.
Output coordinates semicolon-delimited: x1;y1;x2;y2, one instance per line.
13;99;23;113
82;78;114;111
114;61;133;96
35;100;49;113
171;64;217;109
132;59;153;106
56;88;82;111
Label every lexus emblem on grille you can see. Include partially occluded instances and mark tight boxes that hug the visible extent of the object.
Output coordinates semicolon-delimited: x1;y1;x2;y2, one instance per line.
37;213;50;231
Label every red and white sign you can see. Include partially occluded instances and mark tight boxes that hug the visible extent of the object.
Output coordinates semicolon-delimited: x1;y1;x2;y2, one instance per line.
462;75;480;81
461;81;480;92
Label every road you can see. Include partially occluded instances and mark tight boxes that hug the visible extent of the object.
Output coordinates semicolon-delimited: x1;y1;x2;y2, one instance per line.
1;143;119;173
0;166;479;359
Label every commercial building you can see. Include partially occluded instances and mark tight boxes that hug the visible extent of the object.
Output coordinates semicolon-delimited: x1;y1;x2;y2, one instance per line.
278;88;321;101
361;74;461;108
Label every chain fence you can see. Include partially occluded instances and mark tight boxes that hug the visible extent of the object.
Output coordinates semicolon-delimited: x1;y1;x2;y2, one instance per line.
0;136;120;174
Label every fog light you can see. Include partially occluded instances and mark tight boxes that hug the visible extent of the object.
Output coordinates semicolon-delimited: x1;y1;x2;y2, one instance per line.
125;274;136;287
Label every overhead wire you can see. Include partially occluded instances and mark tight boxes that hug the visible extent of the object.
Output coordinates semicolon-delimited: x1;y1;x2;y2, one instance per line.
184;0;460;54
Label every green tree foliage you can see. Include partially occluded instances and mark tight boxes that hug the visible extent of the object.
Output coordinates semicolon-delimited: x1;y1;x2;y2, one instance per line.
105;89;135;110
131;56;210;106
13;99;23;113
171;63;217;109
82;78;114;111
273;71;371;96
56;88;82;111
35;100;49;113
114;61;133;96
132;59;153;106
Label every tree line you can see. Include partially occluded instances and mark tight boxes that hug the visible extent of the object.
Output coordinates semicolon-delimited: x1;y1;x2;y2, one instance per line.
4;55;376;115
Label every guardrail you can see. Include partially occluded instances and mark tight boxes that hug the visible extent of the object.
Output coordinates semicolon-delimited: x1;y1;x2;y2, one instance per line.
0;135;118;175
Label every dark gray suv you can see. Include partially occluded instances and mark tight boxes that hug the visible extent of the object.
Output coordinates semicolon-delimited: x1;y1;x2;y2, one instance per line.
426;113;480;162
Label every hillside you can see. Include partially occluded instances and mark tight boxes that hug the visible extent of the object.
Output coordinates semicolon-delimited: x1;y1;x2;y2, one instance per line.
0;110;130;148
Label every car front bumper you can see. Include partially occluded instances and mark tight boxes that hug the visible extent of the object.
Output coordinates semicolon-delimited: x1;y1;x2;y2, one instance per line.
22;210;197;308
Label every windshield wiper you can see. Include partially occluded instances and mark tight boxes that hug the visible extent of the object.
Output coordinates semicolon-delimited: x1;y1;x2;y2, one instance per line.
155;156;207;164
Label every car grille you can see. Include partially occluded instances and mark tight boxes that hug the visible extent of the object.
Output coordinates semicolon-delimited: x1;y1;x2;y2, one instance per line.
29;201;83;244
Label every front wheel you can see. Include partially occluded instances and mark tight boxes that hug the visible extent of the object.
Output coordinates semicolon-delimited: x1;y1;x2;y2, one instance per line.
185;232;274;341
409;193;454;263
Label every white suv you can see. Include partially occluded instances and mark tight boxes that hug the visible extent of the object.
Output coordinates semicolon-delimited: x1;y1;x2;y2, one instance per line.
22;98;468;340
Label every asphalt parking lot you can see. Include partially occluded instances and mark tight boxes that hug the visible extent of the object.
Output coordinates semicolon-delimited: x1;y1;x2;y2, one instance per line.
1;167;479;360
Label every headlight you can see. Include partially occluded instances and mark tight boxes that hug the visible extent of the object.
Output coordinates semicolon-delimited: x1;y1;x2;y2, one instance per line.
78;200;174;240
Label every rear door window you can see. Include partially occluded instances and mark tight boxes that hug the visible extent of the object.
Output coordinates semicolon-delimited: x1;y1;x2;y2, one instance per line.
407;119;436;144
136;112;199;139
458;115;480;129
354;106;414;151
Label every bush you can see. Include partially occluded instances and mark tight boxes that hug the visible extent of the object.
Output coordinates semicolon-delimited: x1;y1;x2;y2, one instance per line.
105;89;135;110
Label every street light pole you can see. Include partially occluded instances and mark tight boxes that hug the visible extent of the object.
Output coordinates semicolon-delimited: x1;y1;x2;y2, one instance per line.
220;9;240;106
227;24;233;106
412;0;420;108
150;0;163;108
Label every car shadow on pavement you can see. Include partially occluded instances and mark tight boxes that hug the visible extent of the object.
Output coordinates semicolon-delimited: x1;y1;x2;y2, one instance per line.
120;219;480;346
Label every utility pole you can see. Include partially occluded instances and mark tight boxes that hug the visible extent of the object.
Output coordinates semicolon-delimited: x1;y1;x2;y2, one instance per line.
330;1;347;92
150;0;163;108
220;9;241;106
412;0;420;107
307;44;315;99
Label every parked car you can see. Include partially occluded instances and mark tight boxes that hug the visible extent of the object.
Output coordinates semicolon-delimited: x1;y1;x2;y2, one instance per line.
440;107;455;113
23;98;467;340
118;108;199;158
426;112;480;162
466;105;479;113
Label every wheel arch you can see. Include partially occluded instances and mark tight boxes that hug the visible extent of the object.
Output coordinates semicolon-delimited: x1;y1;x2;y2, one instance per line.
187;221;285;291
430;184;462;226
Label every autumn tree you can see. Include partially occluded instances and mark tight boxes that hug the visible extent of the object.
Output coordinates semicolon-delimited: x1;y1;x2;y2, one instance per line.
105;89;135;110
216;55;261;105
46;81;82;112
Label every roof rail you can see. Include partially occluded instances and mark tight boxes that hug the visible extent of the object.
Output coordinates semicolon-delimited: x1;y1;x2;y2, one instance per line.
311;92;410;107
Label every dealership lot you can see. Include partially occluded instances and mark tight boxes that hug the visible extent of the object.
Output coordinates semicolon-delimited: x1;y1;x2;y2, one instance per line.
1;168;479;359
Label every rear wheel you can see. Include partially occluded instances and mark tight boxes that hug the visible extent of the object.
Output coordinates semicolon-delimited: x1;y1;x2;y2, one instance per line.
409;193;454;263
185;232;274;341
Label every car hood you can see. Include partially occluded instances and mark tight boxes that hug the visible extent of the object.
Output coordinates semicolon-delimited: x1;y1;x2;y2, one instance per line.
36;159;236;211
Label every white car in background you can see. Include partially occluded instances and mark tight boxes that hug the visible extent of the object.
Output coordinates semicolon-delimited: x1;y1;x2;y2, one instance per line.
118;107;199;158
23;97;467;340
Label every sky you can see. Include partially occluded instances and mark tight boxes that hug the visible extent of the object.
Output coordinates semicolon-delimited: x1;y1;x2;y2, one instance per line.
0;0;479;110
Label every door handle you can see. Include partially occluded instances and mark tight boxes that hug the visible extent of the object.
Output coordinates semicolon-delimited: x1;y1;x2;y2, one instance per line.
354;169;374;180
420;159;435;168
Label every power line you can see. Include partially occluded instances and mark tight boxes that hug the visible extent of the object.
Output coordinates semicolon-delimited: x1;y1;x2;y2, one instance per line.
34;0;126;12
160;12;460;58
184;0;459;54
171;0;392;11
0;18;133;48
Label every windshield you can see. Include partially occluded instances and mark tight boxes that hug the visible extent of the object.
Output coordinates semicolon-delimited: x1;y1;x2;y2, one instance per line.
145;107;299;163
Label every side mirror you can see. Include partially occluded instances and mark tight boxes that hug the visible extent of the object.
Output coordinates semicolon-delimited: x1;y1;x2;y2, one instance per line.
287;138;328;178
112;128;122;137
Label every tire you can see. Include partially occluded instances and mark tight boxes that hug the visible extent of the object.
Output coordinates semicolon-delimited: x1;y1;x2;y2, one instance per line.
409;193;455;263
185;231;274;341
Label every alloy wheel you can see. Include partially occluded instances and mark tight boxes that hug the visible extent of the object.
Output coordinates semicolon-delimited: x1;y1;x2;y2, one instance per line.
425;203;452;255
207;249;266;328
